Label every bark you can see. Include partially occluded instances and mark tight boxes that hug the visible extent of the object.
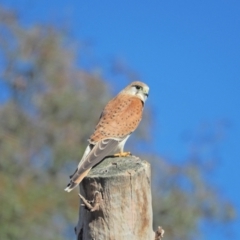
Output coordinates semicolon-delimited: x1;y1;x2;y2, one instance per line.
75;155;159;240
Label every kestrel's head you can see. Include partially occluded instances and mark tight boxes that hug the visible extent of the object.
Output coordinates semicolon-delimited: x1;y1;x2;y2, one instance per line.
122;81;149;103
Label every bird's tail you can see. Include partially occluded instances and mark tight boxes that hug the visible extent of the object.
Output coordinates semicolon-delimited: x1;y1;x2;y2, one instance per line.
64;181;78;192
64;168;91;192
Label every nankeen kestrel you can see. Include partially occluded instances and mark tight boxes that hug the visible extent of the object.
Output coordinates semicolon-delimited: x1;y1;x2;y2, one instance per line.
65;81;149;192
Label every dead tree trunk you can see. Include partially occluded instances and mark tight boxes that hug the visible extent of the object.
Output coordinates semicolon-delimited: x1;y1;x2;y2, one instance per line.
75;155;163;240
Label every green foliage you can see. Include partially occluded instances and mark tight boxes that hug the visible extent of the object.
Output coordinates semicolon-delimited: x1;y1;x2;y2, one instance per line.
0;5;235;240
0;6;112;239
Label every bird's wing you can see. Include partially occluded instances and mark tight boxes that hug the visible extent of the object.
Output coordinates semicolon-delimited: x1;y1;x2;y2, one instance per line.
78;138;120;172
65;138;120;192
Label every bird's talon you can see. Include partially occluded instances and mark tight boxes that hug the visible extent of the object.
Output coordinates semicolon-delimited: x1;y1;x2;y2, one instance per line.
113;151;131;157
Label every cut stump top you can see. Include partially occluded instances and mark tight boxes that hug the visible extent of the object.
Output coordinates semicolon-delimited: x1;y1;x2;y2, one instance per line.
87;155;151;180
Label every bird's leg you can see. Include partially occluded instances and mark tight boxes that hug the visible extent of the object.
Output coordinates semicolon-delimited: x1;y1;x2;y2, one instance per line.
113;151;131;157
114;141;131;157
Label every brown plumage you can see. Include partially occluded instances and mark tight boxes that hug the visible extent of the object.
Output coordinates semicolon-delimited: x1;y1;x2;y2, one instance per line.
90;95;143;143
65;81;149;192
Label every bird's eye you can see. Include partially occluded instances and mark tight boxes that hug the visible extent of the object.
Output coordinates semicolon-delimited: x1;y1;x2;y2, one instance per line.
135;85;141;90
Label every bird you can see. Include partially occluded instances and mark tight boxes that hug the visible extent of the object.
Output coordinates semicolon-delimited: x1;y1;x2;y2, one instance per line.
65;81;149;192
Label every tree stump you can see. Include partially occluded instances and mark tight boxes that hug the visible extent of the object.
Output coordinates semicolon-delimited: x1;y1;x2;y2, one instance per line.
75;155;157;240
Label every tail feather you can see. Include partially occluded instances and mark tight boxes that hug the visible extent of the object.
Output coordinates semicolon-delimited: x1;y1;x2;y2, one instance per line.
69;168;77;179
64;168;91;192
64;181;78;192
65;139;119;193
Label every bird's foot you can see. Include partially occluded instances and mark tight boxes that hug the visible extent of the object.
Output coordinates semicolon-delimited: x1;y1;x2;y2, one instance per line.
79;191;102;212
113;151;131;157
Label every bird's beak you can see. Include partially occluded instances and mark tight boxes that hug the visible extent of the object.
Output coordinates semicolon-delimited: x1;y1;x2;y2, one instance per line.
143;87;149;97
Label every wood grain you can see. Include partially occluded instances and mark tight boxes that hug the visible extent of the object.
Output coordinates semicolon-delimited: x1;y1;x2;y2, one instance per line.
75;155;155;240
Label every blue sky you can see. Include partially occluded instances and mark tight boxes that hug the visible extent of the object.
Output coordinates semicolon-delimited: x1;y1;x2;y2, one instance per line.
1;0;240;239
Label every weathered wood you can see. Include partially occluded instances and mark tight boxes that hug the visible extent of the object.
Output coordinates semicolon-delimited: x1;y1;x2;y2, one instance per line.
75;155;155;240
